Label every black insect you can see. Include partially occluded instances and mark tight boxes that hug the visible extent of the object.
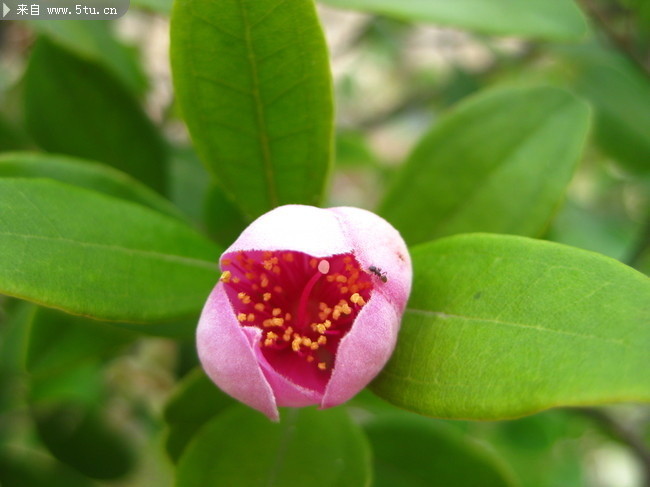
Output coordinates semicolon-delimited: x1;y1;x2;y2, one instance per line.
368;265;388;283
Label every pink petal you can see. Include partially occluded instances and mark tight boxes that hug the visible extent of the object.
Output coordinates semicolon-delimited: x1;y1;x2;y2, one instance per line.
225;205;351;258
255;349;324;407
321;291;399;408
330;206;412;313
197;283;279;420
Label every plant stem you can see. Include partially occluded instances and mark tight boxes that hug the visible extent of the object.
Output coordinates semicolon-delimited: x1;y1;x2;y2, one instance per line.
575;0;650;78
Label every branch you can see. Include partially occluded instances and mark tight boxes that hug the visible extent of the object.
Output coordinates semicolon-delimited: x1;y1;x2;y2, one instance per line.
575;0;650;78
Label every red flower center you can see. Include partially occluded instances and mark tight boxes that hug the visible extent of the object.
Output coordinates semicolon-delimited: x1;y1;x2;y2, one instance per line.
219;250;373;392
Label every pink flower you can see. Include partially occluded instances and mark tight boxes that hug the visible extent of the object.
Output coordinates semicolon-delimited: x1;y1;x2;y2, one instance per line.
197;205;412;420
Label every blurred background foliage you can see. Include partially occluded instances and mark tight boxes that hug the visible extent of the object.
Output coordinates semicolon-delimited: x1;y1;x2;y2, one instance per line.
0;0;648;485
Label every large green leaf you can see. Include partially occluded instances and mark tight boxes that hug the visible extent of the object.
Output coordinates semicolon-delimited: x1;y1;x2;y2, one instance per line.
379;86;591;246
365;415;517;487
23;38;167;192
372;234;650;419
0;179;220;322
163;368;235;462
0;152;182;219
28;20;147;95
171;0;333;219
176;406;371;487
319;0;587;41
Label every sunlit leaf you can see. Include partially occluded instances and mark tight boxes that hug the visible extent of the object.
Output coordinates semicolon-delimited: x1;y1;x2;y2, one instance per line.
372;234;650;419
379;86;591;245
0;152;182;219
171;0;334;219
0;179;220;322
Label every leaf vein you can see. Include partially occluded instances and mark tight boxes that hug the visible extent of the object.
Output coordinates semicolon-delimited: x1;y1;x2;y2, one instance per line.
0;231;217;270
405;308;628;347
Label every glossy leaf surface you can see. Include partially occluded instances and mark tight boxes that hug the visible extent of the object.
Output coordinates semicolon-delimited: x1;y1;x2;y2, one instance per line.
171;0;333;218
0;179;219;322
379;87;591;245
0;152;181;219
372;234;650;419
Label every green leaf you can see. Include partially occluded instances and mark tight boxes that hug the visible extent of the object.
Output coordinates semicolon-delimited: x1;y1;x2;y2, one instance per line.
571;51;650;174
23;38;167;193
0;152;182;219
25;307;136;375
176;406;371;487
365;415;518;487
28;20;147;95
372;234;650;419
33;402;134;480
0;451;95;487
319;0;587;41
204;182;248;248
169;146;212;225
0;113;31;151
171;0;334;219
379;86;591;246
0;178;220;322
163;368;235;462
29;361;104;406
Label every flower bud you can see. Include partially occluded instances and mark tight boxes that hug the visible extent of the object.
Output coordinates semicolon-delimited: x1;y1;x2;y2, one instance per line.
197;205;411;420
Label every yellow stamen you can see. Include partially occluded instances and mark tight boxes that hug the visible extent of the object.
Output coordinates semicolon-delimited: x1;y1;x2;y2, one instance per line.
237;313;247;322
318;362;327;370
219;271;231;283
263;292;272;301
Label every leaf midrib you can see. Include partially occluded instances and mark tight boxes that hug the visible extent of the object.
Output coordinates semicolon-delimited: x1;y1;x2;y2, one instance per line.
239;0;279;210
0;231;217;270
405;308;629;347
